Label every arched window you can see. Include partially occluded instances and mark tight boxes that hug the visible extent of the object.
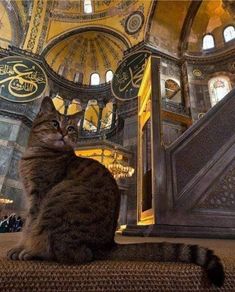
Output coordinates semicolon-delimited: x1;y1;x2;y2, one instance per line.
83;100;99;132
90;73;100;85
84;0;92;14
74;72;80;83
52;95;65;114
203;34;215;50
101;102;113;130
164;79;182;103
165;79;180;99
106;70;113;83
208;76;232;107
58;65;65;76
224;26;235;43
67;99;82;115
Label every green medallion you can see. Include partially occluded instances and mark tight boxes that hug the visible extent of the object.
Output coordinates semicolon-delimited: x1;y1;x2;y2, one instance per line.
0;56;47;103
111;51;150;101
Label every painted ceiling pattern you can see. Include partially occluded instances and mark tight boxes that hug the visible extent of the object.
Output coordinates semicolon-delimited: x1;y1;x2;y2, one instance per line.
45;31;126;84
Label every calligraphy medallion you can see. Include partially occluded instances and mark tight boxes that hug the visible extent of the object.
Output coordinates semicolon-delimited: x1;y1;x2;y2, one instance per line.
111;51;150;101
0;56;48;103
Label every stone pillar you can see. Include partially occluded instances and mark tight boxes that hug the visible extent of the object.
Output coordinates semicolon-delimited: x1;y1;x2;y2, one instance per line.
111;102;117;128
181;61;191;115
97;102;105;132
122;115;138;225
118;190;128;226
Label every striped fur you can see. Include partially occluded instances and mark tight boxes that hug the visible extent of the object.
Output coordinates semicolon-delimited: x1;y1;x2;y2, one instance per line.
7;97;224;287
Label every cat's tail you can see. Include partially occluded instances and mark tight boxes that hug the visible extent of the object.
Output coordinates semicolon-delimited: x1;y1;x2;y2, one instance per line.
94;242;225;287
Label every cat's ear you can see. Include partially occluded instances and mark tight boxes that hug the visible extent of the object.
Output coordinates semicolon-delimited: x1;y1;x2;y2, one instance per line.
39;97;56;114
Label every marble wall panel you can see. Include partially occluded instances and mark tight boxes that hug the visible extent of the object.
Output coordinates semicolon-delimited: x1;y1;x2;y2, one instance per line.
0;146;12;176
7;149;22;180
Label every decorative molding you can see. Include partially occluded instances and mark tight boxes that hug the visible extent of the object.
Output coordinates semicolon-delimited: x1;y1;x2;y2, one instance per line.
124;10;145;36
197;160;235;210
23;0;48;53
184;46;235;65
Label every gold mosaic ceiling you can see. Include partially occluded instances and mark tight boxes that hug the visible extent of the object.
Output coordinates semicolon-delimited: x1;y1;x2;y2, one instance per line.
45;30;126;84
0;0;234;85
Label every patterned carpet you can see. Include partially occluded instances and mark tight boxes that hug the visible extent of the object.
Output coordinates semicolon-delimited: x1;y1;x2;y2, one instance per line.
0;233;234;291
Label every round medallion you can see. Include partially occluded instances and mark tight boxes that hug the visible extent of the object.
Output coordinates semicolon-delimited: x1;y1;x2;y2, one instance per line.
111;50;151;101
0;56;47;103
193;69;202;77
125;11;144;35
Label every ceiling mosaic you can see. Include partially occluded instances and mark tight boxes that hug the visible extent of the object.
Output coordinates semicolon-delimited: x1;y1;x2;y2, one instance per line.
0;0;31;49
39;0;153;85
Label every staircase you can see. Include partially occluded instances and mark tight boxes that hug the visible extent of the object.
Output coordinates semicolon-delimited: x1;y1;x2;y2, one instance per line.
124;87;235;238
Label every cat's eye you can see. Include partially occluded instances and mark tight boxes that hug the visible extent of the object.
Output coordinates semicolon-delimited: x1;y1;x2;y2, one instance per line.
67;126;76;133
52;120;59;129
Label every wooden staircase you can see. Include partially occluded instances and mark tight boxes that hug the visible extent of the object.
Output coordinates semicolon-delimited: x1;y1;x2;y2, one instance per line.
124;87;235;238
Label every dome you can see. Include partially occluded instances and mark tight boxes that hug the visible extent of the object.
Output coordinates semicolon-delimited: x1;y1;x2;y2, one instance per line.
44;30;127;85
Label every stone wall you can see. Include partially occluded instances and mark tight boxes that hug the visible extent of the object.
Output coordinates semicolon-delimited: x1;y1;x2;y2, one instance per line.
0;116;30;217
187;58;235;121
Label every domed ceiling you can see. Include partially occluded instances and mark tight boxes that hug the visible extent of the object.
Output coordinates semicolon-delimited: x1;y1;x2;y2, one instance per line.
44;30;127;85
188;0;234;52
0;0;31;48
22;0;154;85
0;0;234;85
148;0;234;57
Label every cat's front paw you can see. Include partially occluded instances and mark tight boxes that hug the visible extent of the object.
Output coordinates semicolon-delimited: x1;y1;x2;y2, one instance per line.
7;247;23;260
7;247;34;261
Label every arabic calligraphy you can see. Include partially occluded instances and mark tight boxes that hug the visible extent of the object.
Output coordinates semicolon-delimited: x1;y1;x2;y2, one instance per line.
111;51;150;101
0;56;47;103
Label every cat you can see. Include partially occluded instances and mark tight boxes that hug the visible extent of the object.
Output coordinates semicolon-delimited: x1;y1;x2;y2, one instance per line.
7;97;224;287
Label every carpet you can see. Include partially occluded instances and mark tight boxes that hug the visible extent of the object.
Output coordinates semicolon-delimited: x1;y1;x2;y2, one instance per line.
0;233;234;291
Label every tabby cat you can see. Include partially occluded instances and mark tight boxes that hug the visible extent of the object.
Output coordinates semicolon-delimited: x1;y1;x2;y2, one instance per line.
7;97;224;287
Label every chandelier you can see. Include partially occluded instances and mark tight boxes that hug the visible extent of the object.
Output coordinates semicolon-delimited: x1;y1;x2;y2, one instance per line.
0;198;13;205
107;152;135;180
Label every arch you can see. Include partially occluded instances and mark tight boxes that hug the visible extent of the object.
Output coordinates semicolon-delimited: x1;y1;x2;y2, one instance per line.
208;76;232;107
165;79;180;100
223;25;235;43
83;99;99;132
67;99;82;115
41;26;131;56
90;73;100;86
101;102;113;130
52;95;65;114
202;34;215;50
178;0;202;54
105;70;113;83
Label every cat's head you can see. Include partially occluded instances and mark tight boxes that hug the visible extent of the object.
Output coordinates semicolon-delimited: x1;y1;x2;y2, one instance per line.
29;97;83;151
